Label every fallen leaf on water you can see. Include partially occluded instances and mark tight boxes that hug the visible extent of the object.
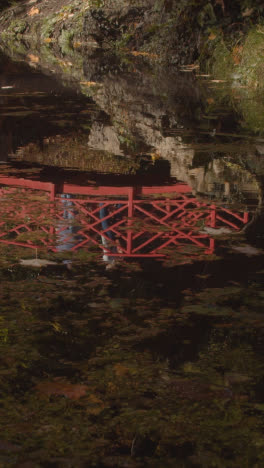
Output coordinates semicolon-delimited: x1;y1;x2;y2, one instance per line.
27;54;39;63
86;394;105;415
201;227;231;236
114;363;129;377
180;64;199;70
73;41;82;48
208;32;216;40
232;45;243;65
242;7;254;17
80;81;99;87
231;245;262;256
148;152;161;162
20;258;57;267
36;379;88;400
28;6;39;16
131;51;158;58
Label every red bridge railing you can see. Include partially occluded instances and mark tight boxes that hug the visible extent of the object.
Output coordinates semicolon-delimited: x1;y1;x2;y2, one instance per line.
0;177;249;258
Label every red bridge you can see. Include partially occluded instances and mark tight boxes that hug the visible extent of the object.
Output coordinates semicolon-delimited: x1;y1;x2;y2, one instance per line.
0;176;249;258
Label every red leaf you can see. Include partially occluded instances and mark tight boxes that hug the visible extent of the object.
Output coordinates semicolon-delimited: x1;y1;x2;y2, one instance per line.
35;378;88;400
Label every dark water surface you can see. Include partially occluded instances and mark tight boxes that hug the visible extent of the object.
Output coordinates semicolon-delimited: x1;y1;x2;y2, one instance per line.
0;52;264;468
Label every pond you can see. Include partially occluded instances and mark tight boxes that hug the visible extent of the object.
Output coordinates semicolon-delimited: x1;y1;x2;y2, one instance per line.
0;51;264;468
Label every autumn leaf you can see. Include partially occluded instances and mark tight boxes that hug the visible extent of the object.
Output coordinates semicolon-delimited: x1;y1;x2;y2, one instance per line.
27;54;39;63
208;32;216;40
232;45;243;65
114;363;129;377
242;7;254;17
86;394;105;415
80;81;99;87
180;63;199;71
131;51;158;58
35;379;88;400
28;6;39;16
148;152;161;162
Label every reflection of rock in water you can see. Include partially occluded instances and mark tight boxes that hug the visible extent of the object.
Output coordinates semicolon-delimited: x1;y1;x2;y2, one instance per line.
88;122;124;156
1;52;262;209
82;63;260;204
82;56;264;203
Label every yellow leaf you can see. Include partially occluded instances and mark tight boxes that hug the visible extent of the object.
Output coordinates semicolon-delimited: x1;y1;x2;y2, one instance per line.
44;38;53;43
50;321;62;332
27;54;39;63
148;152;161;162
28;6;39;16
73;41;82;48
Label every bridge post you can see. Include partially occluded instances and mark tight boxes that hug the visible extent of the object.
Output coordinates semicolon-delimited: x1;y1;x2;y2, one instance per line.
211;204;216;228
127;187;135;255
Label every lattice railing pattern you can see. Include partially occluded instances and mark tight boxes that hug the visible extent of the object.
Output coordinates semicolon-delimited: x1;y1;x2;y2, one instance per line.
0;181;249;257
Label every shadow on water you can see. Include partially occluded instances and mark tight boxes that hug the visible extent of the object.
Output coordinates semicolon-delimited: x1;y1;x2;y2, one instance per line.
0;52;264;467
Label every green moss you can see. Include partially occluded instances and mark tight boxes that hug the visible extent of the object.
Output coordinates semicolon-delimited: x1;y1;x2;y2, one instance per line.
207;26;264;90
239;90;264;134
6;18;27;37
239;26;264;89
88;0;105;7
0;34;28;57
58;29;74;55
115;32;133;51
40;15;58;40
211;41;234;80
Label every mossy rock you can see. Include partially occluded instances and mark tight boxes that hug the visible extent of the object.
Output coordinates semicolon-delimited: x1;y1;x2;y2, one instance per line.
239;26;264;89
238;90;264;135
7;19;27;37
211;41;234;80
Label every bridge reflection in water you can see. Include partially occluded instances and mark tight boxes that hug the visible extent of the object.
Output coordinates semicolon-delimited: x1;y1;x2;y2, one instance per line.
0;176;249;259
